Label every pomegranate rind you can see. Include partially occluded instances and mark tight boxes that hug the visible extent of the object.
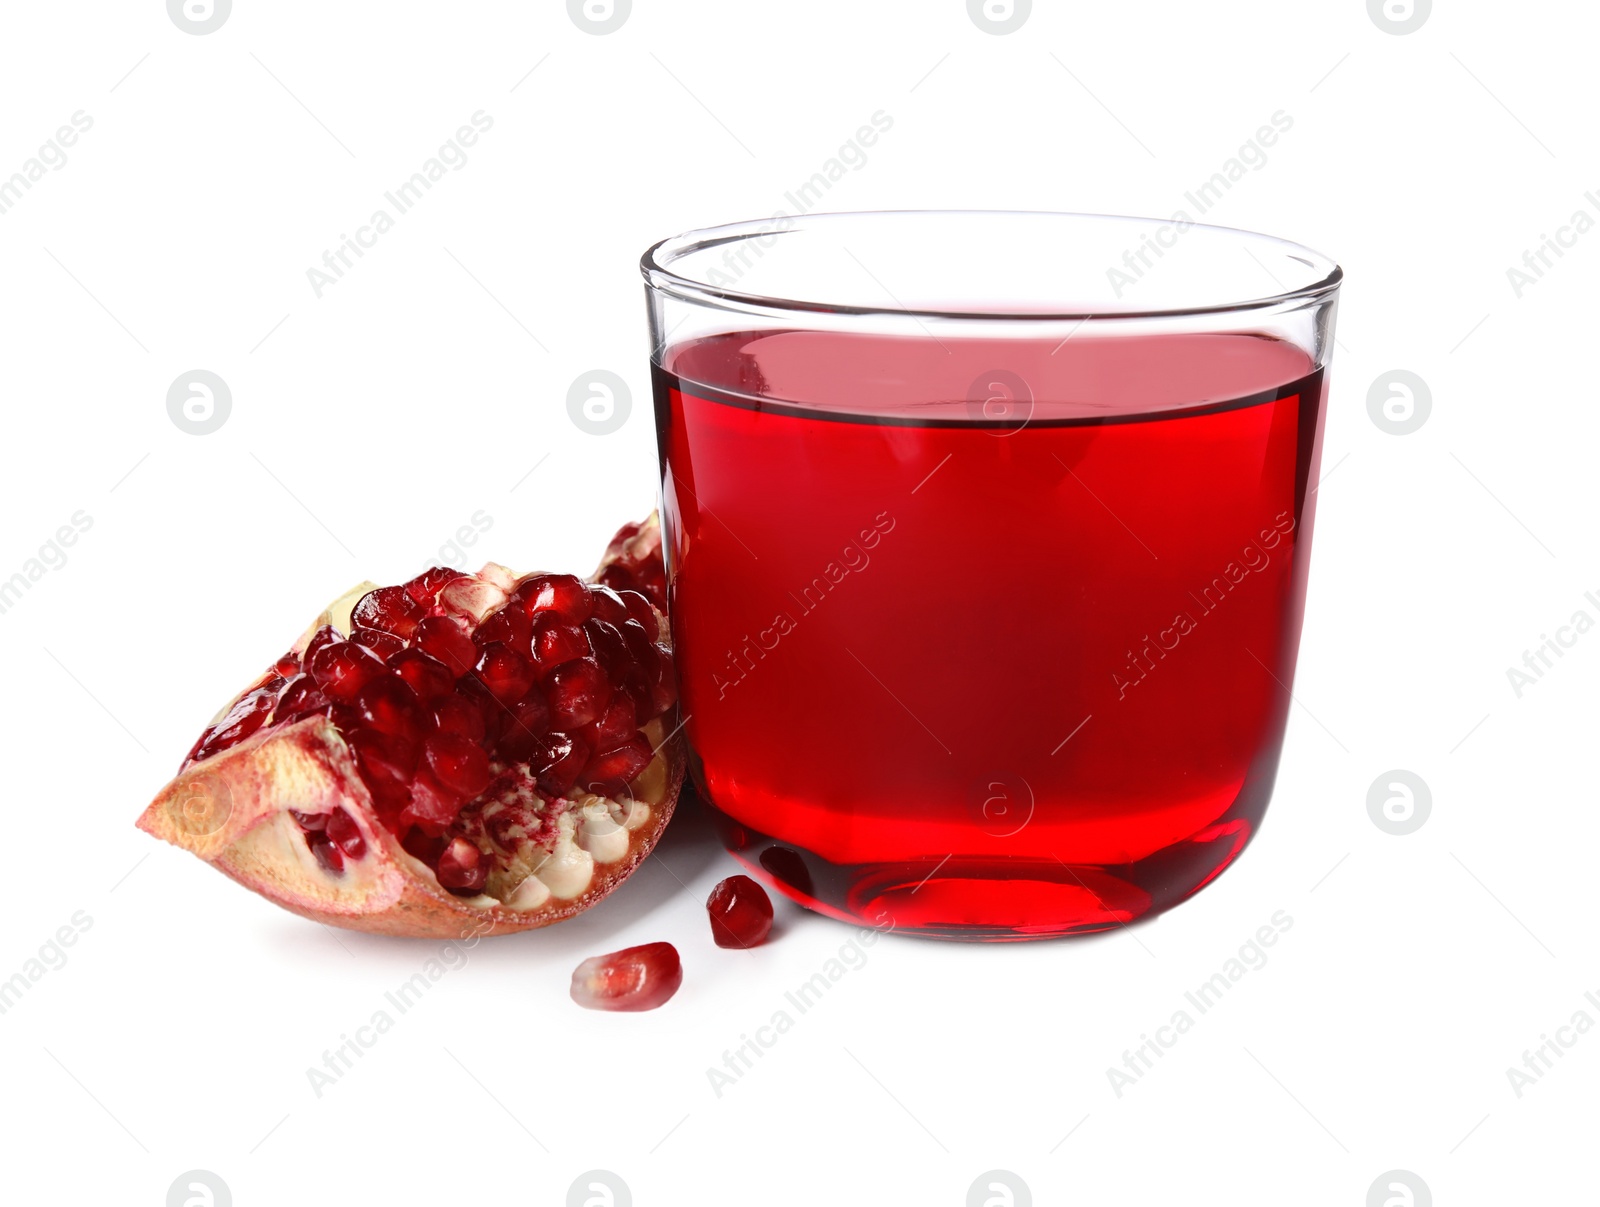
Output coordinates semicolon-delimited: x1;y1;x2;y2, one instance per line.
137;714;685;938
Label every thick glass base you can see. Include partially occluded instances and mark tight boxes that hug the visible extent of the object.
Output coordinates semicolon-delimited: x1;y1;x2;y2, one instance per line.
706;793;1263;941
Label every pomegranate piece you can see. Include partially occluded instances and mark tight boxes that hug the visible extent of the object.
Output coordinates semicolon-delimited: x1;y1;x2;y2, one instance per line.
137;515;685;938
706;875;775;948
570;942;683;1012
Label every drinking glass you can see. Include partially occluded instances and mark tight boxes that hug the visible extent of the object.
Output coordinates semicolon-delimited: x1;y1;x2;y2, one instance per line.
642;211;1340;939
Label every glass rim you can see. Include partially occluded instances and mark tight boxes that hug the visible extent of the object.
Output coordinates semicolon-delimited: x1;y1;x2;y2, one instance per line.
641;209;1342;323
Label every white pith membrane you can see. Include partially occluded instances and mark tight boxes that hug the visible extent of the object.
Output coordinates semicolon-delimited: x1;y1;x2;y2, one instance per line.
140;526;683;936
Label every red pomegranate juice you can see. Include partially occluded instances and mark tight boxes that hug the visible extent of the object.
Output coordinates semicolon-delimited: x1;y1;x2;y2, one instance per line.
657;329;1327;938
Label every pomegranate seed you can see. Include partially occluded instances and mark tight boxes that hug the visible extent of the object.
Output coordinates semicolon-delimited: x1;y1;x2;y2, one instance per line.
570;942;683;1012
581;696;638;752
533;731;590;797
290;809;328;832
303;625;341;665
350;629;405;661
588;585;630;626
584;618;631;680
475;642;535;704
531;615;591;673
582;733;654;791
424;732;491;799
352;584;425;638
309;641;385;703
436;837;488;894
189;678;283;762
391;649;455;704
475;606;533;655
274;677;331;722
618;589;657;632
517;573;592;624
400;826;446;864
275;651;302;678
404;772;467;833
325;807;366;859
414;615;477;676
355;675;425;743
706;875;774;948
403;566;464;603
548;657;612;730
309;832;345;874
433;694;487;743
499;687;552;762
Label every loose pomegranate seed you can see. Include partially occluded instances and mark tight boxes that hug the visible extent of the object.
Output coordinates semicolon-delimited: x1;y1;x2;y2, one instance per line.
531;615;591;673
706;875;774;948
570;942;682;1012
391;649;454;704
533;731;590;797
548;657;612;730
424;732;491;799
517;573;591;624
475;642;535;704
403;566;464;604
412;615;477;675
436;837;487;894
309;641;385;704
581;733;654;791
352;584;425;638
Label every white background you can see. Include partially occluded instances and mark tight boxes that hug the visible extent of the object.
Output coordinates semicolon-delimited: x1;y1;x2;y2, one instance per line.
1;1;1593;1204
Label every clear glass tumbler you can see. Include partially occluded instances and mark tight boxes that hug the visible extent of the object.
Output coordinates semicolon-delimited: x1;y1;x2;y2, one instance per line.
642;211;1340;940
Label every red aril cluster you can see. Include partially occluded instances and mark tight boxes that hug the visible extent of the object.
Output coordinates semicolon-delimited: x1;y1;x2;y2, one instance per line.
181;565;676;898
